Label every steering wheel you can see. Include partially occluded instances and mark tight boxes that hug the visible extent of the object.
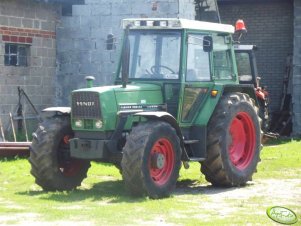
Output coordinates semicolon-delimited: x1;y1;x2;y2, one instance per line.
150;65;176;74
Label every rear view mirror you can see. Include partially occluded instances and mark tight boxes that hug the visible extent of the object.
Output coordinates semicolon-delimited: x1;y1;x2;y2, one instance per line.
203;36;213;52
106;34;116;50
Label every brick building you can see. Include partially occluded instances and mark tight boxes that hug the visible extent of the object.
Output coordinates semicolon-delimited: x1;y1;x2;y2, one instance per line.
1;0;300;137
0;0;62;138
54;0;300;136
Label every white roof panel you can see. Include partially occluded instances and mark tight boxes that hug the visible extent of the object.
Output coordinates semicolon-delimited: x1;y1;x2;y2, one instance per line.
234;44;256;50
122;18;235;34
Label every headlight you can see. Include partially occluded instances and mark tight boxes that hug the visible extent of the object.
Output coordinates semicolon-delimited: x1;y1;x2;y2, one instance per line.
95;120;103;129
75;119;83;128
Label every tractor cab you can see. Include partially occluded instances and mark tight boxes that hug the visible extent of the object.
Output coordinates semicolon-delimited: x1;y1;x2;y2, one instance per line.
115;18;237;121
234;44;259;87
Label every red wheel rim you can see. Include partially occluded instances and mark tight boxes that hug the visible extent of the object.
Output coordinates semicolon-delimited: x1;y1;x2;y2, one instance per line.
149;138;175;186
59;135;83;177
229;112;256;170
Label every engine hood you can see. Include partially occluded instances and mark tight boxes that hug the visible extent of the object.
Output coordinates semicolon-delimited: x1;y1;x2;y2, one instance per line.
73;83;161;94
71;83;164;131
72;83;163;106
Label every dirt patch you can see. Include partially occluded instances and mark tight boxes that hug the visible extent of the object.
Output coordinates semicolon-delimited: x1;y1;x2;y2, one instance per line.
176;179;301;217
0;179;300;225
203;179;301;204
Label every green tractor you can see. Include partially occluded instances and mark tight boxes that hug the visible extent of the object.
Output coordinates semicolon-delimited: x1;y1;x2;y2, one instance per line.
29;18;261;198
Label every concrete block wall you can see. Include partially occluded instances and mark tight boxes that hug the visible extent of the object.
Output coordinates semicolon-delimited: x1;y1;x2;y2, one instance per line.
56;0;195;106
0;0;60;138
219;1;294;112
293;0;301;136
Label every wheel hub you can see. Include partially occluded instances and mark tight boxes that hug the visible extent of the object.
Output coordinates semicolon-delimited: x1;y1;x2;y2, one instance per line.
151;153;165;169
229;112;256;170
149;138;175;186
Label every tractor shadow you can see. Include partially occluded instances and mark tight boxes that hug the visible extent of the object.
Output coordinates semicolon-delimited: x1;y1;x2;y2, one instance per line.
17;179;255;203
175;179;255;196
17;180;148;203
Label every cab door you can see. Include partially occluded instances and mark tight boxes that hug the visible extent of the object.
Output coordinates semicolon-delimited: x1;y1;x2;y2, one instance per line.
180;33;214;124
180;33;214;159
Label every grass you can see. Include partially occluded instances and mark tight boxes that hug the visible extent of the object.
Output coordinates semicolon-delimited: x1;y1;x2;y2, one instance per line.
255;139;301;179
0;139;300;225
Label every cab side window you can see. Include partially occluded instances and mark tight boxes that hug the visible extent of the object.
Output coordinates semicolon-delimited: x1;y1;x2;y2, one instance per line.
186;34;211;82
235;52;252;82
213;36;233;80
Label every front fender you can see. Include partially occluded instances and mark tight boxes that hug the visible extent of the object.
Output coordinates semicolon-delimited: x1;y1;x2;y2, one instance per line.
134;111;189;161
42;107;71;116
134;111;179;133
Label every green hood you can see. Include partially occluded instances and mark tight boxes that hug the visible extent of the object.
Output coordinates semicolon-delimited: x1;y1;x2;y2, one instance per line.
71;83;164;131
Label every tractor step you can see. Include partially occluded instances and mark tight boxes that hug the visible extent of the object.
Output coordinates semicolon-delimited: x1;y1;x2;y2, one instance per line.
182;157;206;169
189;157;206;162
184;140;199;144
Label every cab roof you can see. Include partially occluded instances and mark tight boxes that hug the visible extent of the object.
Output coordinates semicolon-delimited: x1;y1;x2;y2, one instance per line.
122;18;235;34
234;44;257;51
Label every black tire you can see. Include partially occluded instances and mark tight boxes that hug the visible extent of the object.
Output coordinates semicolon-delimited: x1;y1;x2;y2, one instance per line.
201;92;261;187
29;116;90;191
121;121;181;199
113;162;122;174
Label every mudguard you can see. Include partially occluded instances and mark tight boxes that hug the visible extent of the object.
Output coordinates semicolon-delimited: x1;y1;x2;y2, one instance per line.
134;111;189;161
223;84;259;106
135;111;181;136
42;107;71;115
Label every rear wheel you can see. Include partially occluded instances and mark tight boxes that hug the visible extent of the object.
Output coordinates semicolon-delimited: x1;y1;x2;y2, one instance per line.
29;116;90;191
201;93;261;186
121;121;181;198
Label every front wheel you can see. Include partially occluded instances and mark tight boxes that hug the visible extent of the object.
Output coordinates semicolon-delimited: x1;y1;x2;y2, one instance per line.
121;121;181;199
29;116;90;191
201;93;261;186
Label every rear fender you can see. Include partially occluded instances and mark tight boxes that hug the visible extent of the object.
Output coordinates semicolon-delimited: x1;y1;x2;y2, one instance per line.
223;85;259;106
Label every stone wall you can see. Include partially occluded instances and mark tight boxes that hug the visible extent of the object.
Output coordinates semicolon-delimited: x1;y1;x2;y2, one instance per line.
293;0;301;136
55;0;195;106
0;0;60;138
219;1;294;112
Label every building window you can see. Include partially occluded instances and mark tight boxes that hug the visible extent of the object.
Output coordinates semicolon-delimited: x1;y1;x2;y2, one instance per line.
4;43;29;67
62;3;73;16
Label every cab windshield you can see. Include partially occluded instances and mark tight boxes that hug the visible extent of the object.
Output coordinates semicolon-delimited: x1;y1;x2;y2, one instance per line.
122;30;181;80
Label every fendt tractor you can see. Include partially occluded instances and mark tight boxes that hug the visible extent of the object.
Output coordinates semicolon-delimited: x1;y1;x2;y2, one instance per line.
29;18;261;198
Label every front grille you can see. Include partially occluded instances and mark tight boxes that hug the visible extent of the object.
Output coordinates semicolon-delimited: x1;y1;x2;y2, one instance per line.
71;92;101;119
